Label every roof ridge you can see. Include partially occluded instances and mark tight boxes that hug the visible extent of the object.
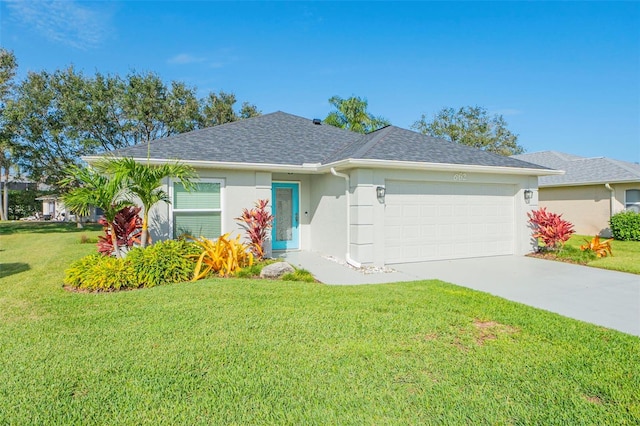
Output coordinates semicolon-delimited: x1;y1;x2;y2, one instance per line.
351;126;396;158
604;158;640;177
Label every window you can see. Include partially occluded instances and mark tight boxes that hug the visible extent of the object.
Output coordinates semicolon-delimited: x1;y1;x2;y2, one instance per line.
626;189;640;213
172;180;223;239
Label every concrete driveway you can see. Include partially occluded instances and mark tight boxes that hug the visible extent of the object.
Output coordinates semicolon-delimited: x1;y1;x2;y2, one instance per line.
281;252;640;336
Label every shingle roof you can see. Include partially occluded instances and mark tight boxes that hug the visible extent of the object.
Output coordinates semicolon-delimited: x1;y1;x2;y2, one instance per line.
512;151;640;186
110;111;361;165
110;111;549;171
326;125;548;169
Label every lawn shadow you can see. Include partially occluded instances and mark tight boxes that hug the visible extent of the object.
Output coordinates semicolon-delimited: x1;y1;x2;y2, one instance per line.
0;263;31;279
0;222;102;235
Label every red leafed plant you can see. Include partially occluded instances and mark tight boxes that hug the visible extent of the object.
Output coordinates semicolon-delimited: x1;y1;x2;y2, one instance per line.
527;207;575;251
97;206;143;256
235;199;274;259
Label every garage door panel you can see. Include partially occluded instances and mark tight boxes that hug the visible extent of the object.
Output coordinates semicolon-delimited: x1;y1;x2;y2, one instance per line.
384;180;515;263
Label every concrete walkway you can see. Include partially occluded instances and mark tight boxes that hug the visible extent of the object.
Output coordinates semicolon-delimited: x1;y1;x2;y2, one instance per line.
279;252;640;337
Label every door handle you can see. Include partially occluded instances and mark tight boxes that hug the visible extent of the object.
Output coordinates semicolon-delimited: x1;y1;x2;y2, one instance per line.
295;212;299;223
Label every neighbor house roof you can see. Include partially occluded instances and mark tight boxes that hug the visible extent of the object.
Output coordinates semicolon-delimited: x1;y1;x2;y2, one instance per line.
512;151;640;187
96;111;555;175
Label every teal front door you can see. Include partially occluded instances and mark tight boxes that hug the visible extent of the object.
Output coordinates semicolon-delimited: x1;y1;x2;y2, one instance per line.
272;182;299;250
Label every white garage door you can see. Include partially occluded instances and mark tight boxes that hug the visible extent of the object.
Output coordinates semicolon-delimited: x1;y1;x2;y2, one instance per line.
384;180;516;264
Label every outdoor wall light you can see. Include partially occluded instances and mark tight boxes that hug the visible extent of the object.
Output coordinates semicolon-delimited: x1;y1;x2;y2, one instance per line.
524;189;534;201
376;186;386;202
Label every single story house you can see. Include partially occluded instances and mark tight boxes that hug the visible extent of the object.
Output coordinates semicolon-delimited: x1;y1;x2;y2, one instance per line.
89;112;560;266
35;195;102;222
512;151;640;236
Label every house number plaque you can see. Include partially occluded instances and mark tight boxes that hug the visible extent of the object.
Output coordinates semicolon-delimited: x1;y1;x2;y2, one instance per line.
453;172;468;181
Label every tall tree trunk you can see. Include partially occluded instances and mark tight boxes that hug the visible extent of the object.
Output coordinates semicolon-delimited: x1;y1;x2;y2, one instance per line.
141;213;149;247
1;167;8;221
110;223;121;258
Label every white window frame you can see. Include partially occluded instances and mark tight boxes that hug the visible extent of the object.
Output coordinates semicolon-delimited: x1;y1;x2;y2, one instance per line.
169;178;225;239
625;189;640;212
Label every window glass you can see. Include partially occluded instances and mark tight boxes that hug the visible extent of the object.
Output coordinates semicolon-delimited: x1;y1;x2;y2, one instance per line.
174;212;221;239
174;182;220;209
626;189;640;212
173;181;222;239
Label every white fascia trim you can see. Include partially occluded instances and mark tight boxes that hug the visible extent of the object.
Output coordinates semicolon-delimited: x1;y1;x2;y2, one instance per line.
82;156;324;173
324;159;565;176
82;155;564;176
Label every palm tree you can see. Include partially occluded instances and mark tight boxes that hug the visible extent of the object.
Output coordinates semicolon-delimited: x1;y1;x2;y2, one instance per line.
324;95;390;134
97;157;196;247
60;165;132;258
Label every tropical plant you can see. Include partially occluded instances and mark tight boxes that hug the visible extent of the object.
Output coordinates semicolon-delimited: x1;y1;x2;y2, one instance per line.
580;235;614;258
235;199;274;259
96;157;196;247
609;210;640;241
60;165;132;258
324;95;390;134
126;240;200;288
189;233;253;280
97;206;143;256
527;207;575;251
63;254;135;291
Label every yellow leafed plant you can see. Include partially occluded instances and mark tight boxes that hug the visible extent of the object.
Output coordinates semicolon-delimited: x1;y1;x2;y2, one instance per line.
580;235;613;258
189;233;254;280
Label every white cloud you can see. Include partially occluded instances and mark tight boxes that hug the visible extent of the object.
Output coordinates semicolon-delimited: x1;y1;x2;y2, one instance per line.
6;0;111;50
167;53;207;65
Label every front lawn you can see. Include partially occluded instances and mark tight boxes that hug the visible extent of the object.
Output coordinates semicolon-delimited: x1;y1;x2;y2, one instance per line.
1;223;639;424
564;234;640;274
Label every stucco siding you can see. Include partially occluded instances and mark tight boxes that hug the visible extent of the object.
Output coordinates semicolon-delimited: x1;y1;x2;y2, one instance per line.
539;182;640;236
539;185;611;236
148;169;272;245
308;173;347;258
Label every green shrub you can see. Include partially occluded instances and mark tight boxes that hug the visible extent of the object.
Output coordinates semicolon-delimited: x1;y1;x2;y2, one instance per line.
64;254;135;291
556;245;597;264
234;263;266;278
609;211;640;241
281;268;316;283
233;259;279;278
127;240;200;288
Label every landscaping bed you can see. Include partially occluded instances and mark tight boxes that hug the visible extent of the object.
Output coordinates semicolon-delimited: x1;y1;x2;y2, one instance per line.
529;235;640;275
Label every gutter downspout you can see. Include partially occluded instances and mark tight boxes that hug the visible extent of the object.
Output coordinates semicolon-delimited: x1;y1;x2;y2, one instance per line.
605;183;615;220
330;167;362;268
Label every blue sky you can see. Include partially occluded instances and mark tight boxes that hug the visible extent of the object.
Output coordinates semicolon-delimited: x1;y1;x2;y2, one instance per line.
1;1;639;162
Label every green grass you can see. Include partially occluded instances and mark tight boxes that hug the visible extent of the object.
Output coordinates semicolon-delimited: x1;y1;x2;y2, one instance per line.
1;223;639;424
563;234;640;274
281;267;316;283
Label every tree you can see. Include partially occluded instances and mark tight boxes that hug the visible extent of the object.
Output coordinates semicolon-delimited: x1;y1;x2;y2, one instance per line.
324;95;390;134
5;54;261;192
6;68;98;186
96;157;197;247
199;91;261;127
412;106;525;156
6;69;203;188
60;165;132;258
0;48;18;220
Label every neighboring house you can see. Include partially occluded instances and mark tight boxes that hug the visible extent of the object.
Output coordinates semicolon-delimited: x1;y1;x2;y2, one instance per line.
36;195;63;220
512;151;640;236
0;175;38;192
35;195;102;222
87;112;559;266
